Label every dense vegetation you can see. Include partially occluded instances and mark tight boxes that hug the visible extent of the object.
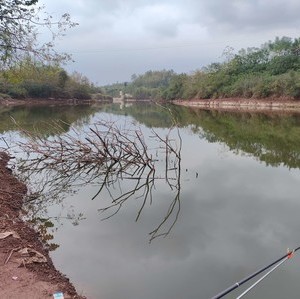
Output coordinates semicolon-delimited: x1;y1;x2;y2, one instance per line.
0;58;107;100
102;70;175;100
103;36;300;101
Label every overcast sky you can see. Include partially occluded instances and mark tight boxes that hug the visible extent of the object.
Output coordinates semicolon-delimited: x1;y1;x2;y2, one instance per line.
41;0;300;85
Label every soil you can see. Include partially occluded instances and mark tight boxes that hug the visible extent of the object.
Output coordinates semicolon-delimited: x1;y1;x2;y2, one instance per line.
0;97;112;107
2;96;300;113
0;152;86;299
173;97;300;113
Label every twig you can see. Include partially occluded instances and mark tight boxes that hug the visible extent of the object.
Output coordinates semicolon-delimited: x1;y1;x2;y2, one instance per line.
4;247;21;265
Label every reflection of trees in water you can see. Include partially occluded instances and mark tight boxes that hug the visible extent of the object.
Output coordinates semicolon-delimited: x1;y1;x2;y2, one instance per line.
100;103;300;169
18;120;182;242
0;104;105;136
185;109;300;169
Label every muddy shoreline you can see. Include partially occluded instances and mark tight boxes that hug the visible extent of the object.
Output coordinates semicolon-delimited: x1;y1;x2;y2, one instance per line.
0;152;85;298
0;97;112;107
2;97;300;113
173;97;300;113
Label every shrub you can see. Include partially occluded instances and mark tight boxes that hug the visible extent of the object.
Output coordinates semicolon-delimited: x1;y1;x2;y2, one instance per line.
7;85;28;98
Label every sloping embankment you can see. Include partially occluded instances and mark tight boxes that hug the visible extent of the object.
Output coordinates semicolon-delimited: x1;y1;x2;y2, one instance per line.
173;98;300;112
0;152;85;299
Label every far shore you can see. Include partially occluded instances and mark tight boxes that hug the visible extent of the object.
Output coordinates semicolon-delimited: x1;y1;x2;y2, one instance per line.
0;97;111;106
2;96;300;113
0;97;153;106
173;97;300;113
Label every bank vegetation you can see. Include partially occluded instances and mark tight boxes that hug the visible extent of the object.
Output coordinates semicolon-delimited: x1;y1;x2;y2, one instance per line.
0;58;111;101
103;36;300;102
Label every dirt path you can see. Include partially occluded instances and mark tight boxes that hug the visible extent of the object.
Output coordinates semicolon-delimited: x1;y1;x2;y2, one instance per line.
0;152;85;299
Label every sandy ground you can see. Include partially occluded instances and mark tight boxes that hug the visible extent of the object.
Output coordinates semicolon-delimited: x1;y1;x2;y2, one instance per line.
0;152;85;299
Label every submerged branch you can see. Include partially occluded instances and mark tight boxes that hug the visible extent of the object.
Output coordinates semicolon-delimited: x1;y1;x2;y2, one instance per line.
17;119;182;241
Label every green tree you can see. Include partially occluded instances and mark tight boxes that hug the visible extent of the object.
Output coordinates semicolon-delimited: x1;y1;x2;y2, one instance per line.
58;70;69;89
65;71;92;99
162;74;187;100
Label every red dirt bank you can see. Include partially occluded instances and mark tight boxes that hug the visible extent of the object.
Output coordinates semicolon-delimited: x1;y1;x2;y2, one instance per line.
0;152;85;299
173;97;300;112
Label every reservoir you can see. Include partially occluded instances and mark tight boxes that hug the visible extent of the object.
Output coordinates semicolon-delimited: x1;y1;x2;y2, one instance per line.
1;102;300;299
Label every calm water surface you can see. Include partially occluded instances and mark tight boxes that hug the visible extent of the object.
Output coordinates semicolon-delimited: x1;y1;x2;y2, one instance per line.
1;103;300;299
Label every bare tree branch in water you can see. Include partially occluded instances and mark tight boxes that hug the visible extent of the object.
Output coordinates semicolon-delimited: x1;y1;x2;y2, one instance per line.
148;127;182;241
17;119;182;241
0;137;10;151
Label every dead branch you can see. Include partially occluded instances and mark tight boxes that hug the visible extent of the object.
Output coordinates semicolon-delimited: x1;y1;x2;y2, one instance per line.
17;119;182;241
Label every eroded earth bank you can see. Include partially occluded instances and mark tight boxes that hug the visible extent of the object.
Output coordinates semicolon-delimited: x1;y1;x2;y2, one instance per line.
0;152;85;299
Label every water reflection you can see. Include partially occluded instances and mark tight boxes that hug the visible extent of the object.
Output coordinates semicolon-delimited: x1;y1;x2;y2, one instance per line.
2;103;300;299
48;138;300;299
2;103;300;169
0;104;108;136
108;104;300;168
18;118;182;242
186;109;300;169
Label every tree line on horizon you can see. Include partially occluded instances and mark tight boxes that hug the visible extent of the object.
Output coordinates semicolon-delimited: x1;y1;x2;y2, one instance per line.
102;36;300;101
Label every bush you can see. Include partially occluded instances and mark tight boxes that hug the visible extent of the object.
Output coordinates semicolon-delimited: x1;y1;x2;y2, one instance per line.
7;85;28;98
72;87;92;99
0;93;12;100
22;81;57;98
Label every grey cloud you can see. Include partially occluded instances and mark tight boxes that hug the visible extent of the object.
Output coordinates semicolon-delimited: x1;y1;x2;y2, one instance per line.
41;0;300;84
145;20;179;38
43;0;300;36
191;0;300;33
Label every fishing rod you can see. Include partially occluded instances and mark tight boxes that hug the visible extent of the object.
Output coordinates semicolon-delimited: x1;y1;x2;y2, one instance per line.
210;246;300;299
235;256;289;299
